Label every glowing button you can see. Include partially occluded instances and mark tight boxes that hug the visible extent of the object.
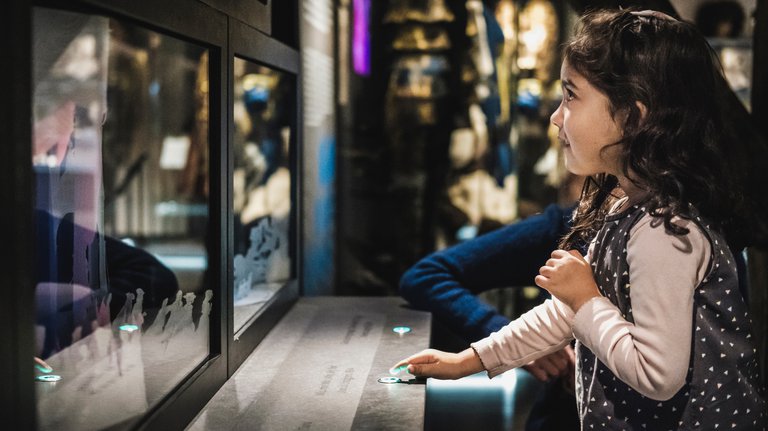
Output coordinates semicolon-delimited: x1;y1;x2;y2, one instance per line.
392;326;412;335
36;375;62;382
119;324;140;333
378;376;401;384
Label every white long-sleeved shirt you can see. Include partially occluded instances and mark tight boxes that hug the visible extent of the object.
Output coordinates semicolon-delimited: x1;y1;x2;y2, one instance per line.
471;212;710;400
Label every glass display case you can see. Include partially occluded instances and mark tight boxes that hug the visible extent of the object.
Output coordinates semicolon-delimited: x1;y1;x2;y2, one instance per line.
232;57;296;334
6;0;305;429
32;7;212;429
226;18;300;372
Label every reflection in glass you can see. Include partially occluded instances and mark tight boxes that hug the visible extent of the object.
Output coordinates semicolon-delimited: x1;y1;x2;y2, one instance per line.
32;8;210;429
232;58;294;333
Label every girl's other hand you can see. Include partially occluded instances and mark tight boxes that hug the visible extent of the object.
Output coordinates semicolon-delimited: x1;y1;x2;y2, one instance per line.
535;249;601;312
523;345;576;382
391;348;484;380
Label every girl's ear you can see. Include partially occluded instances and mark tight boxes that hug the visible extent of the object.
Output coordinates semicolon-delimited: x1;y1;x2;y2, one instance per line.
635;101;648;122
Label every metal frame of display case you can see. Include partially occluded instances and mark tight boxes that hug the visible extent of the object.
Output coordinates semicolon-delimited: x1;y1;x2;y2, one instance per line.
1;3;36;429
226;17;302;375
0;0;301;429
202;0;272;36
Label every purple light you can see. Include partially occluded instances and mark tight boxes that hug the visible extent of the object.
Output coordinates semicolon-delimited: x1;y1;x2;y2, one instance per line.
353;0;371;76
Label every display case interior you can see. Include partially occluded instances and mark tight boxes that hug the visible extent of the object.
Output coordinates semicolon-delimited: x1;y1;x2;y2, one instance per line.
232;57;296;335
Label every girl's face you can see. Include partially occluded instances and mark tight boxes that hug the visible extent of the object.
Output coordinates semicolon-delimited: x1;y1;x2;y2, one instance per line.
550;60;624;177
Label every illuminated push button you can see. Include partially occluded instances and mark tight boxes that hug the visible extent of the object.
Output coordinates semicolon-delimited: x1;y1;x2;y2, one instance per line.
119;324;140;333
36;375;62;382
392;326;412;335
378;376;402;384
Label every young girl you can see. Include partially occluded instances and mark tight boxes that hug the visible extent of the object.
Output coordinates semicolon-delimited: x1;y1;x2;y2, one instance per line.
394;9;767;429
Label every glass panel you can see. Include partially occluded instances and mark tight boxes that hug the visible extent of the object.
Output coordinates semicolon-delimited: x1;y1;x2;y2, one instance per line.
232;57;294;333
32;8;211;429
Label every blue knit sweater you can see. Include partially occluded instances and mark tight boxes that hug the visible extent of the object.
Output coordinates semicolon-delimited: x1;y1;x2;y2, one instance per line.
399;204;574;342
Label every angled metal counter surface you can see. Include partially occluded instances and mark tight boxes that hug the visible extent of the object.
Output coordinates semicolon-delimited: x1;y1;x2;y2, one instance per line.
188;297;431;430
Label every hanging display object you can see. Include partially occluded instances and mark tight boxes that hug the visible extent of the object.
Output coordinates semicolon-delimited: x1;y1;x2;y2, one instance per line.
392;25;452;51
494;0;518;124
388;55;449;99
383;0;454;127
384;0;454;24
517;0;558;79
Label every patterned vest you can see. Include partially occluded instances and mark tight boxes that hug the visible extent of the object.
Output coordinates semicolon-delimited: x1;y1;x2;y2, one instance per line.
576;204;766;430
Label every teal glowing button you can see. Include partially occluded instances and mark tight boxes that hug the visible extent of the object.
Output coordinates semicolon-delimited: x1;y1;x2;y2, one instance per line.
378;376;402;384
36;374;62;382
119;324;140;333
392;326;412;335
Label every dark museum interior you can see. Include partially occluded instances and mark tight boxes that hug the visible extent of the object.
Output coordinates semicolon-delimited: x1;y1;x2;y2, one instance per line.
2;0;766;429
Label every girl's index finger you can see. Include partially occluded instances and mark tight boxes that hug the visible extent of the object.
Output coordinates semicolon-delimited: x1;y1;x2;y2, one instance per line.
391;359;409;370
393;349;437;372
388;364;411;376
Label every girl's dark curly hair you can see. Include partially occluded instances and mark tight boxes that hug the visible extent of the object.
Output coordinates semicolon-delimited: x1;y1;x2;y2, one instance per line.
559;8;768;251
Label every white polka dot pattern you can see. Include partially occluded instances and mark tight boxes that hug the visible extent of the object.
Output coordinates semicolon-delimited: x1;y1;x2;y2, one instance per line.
577;205;766;430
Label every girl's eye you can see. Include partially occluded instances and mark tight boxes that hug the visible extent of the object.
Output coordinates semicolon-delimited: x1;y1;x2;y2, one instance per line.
564;88;575;101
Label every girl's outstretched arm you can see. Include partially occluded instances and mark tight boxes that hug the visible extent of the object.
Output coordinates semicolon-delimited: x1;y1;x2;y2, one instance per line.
471;297;576;378
394;296;578;380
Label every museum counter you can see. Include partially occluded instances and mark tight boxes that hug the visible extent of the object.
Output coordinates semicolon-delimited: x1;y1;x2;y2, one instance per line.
188;297;431;430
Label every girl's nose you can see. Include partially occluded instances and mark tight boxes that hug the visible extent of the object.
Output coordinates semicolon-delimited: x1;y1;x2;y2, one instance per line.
550;102;563;129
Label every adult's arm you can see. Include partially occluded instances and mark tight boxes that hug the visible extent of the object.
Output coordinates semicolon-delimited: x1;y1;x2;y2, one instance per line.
102;233;179;317
399;204;573;341
34;209;178;317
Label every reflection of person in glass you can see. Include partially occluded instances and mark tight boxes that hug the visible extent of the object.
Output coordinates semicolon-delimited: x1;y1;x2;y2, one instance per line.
32;11;179;361
33;99;179;359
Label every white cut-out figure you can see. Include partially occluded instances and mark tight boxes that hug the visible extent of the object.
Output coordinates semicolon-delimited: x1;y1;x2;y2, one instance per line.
132;288;145;327
234;217;282;301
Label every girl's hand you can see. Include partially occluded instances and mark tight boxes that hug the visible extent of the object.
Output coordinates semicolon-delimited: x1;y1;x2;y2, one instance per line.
391;348;484;380
535;249;601;312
